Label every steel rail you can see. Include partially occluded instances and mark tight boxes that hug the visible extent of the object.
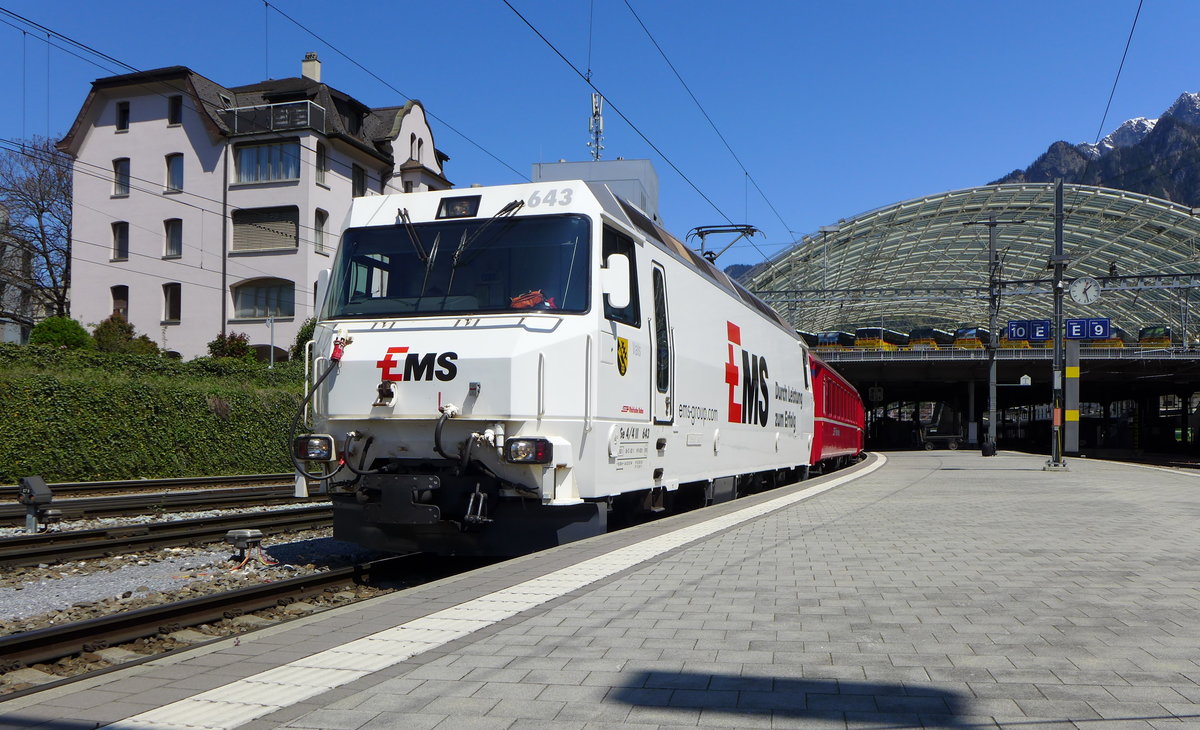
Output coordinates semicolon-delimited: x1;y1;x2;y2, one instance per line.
0;556;405;673
0;485;320;524
0;474;292;500
0;506;333;568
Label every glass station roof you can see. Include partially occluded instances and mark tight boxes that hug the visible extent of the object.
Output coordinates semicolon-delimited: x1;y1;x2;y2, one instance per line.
744;183;1200;340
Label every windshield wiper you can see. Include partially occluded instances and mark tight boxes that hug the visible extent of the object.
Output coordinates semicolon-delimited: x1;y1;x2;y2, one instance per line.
418;232;442;297
451;199;524;267
398;208;429;262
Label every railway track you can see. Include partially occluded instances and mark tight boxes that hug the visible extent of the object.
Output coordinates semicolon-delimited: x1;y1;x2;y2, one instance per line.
0;483;320;526
0;505;333;568
0;474;292;500
0;555;404;675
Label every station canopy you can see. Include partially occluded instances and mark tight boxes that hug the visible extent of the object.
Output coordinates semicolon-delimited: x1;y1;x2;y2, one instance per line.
744;183;1200;341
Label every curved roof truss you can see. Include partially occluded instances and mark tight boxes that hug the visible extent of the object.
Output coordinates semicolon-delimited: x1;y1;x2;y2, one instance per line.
746;184;1200;338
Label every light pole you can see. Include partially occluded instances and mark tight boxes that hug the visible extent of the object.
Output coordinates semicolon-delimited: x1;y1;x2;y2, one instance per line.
267;316;275;369
1046;179;1069;470
964;216;1022;456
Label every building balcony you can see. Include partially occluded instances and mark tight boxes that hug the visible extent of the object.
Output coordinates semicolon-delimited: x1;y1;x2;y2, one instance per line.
220;101;325;136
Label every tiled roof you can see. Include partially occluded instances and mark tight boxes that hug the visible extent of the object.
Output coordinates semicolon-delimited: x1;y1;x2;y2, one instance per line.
58;66;446;172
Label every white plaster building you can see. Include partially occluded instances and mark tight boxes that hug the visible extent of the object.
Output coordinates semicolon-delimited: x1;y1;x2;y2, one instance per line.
0;205;34;343
58;53;450;359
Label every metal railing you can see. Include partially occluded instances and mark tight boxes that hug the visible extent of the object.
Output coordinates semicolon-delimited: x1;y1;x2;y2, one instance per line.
220;100;326;135
816;346;1200;362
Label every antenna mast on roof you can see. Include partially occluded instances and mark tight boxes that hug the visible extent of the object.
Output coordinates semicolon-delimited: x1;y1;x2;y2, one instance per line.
587;92;604;161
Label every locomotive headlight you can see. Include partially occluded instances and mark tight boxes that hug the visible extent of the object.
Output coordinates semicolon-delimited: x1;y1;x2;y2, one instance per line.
293;434;336;461
504;437;553;464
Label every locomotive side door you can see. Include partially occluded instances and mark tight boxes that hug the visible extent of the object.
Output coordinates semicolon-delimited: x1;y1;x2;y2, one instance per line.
651;262;674;425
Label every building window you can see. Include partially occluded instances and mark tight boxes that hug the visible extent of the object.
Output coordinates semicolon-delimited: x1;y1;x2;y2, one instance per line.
165;153;184;192
417;138;424;164
113;158;130;197
111;222;129;260
403;180;414;193
231;206;299;252
164;218;182;258
232;278;295;319
314;209;328;254
162;283;181;322
168;95;183;125
410;133;417;160
315;142;327;185
116;101;130;132
352;164;366;197
234;140;300;183
111;285;129;318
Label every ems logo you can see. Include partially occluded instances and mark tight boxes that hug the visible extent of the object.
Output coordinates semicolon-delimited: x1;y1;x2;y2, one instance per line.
724;321;770;427
616;337;629;376
377;346;458;382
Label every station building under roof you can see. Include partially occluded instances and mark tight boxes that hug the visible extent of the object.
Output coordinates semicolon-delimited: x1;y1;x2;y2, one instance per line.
742;182;1200;456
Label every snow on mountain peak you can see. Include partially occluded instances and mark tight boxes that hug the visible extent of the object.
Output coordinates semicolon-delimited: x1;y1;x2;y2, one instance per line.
1079;117;1157;159
1164;91;1200;127
1078;92;1200;159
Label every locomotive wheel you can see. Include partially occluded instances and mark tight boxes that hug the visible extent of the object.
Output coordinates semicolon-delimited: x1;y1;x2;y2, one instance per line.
923;441;934;450
948;440;959;450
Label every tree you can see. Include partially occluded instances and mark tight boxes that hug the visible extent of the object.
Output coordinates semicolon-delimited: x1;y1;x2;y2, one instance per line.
290;317;316;360
28;315;93;349
0;137;72;323
93;313;159;355
207;331;255;360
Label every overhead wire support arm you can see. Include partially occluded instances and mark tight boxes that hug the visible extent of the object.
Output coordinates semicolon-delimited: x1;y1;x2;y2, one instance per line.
687;224;761;263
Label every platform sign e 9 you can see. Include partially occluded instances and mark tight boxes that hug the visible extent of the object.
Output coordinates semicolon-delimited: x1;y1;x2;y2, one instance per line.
1065;318;1111;339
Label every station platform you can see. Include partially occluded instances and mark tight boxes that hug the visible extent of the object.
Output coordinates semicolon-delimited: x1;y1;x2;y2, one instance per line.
4;450;1200;729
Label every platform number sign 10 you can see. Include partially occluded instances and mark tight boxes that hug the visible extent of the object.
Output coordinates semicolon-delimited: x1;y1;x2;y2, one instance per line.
1007;320;1052;341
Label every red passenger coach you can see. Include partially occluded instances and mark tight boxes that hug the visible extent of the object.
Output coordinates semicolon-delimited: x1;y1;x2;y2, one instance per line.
810;354;865;468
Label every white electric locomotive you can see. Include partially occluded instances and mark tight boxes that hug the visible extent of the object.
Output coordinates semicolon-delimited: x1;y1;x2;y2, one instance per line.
293;180;817;555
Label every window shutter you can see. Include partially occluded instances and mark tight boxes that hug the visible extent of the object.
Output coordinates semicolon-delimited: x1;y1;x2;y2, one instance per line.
232;207;299;251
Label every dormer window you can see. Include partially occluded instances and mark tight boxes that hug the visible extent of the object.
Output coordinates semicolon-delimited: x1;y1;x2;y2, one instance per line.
168;95;183;125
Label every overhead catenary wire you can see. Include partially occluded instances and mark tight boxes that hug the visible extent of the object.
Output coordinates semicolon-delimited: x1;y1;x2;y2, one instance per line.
1065;0;1145;219
261;1;529;182
0;139;322;299
0;7;510;200
0;137;328;258
501;0;752;248
621;0;794;250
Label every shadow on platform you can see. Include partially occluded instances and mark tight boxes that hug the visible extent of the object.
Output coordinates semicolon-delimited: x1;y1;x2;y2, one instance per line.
611;671;972;726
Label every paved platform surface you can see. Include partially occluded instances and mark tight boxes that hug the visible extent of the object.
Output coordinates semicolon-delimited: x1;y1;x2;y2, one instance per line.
4;450;1200;729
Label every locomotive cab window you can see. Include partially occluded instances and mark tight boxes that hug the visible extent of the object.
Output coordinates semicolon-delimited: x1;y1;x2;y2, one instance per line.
327;214;590;318
602;226;640;327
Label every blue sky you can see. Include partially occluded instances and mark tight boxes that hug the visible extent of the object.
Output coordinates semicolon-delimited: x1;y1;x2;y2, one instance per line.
1;0;1195;270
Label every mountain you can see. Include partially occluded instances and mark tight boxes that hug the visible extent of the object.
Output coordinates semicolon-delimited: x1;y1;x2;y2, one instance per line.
991;92;1200;207
723;263;753;280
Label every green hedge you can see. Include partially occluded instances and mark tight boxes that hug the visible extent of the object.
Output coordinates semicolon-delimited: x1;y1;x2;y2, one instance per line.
0;344;306;482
